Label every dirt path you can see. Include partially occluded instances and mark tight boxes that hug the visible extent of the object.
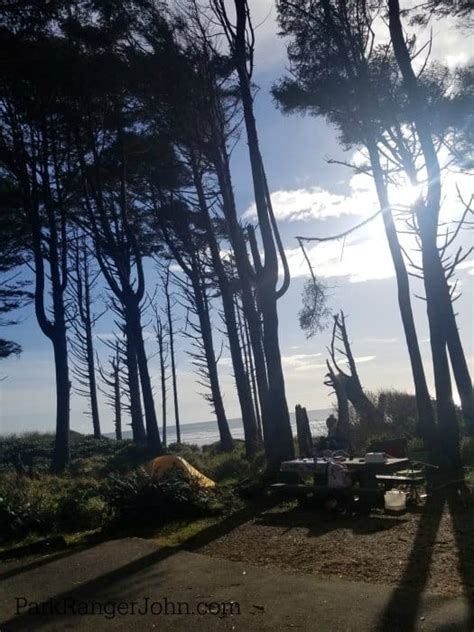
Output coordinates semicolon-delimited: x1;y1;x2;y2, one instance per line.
197;497;474;598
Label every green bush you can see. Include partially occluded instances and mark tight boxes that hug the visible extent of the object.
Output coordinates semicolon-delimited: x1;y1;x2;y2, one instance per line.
103;468;215;526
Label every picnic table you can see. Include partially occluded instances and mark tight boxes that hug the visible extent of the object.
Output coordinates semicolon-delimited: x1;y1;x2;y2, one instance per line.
281;456;409;478
275;456;411;509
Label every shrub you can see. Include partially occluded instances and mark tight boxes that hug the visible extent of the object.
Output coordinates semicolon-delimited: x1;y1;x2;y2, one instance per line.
103;468;215;526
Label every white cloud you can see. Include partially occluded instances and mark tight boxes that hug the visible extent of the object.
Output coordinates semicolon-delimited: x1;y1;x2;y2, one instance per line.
281;353;322;369
349;355;376;364
244;173;377;223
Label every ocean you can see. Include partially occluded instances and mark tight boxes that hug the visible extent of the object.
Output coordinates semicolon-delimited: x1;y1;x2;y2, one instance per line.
110;408;332;446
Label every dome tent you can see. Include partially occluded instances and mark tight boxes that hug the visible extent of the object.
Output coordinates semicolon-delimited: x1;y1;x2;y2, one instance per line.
146;455;216;488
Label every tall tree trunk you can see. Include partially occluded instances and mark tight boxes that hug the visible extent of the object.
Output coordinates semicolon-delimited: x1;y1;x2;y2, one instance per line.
51;326;70;472
192;161;258;456
237;298;263;442
82;281;101;438
422;242;462;472
113;362;122;441
157;319;167;449
127;301;162;455
230;0;294;466
212;151;272;454
124;322;146;444
366;137;437;452
85;323;101;439
164;270;181;444
445;301;474;433
191;269;233;452
388;0;466;468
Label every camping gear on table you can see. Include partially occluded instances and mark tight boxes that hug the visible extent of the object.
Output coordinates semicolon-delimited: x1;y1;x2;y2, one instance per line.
146;455;216;488
384;489;407;512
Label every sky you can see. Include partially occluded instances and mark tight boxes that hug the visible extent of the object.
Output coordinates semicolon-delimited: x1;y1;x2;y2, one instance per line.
0;0;473;436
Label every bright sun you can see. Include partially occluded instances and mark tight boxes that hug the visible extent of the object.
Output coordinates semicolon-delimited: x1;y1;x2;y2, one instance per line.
395;182;423;207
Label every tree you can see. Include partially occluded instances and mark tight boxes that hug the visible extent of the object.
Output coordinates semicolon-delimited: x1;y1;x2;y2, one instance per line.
274;0;471;465
0;180;31;359
154;312;168;448
212;0;295;466
68;234;102;438
162;265;182;445
387;0;471;463
0;26;75;471
159;202;234;452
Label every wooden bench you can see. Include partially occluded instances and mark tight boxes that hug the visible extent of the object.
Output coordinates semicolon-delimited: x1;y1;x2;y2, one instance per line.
269;483;384;509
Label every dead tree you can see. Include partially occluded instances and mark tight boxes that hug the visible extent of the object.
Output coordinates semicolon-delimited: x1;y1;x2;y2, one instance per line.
326;312;384;439
68;235;103;438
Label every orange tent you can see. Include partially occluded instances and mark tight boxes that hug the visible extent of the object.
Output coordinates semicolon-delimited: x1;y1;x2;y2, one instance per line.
146;455;216;488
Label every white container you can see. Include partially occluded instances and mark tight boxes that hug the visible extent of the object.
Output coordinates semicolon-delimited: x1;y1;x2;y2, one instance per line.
384;490;407;512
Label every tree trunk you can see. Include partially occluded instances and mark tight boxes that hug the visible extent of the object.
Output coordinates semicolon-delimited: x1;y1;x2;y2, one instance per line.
192;162;258;456
51;327;70;473
192;271;233;452
113;365;122;441
260;293;295;466
165;272;181;444
366;137;437;452
85;316;101;439
212;152;272;454
388;0;465;470
124;323;146;444
157;322;167;449
127;301;162;456
423;244;462;472
238;299;263;442
231;2;294;466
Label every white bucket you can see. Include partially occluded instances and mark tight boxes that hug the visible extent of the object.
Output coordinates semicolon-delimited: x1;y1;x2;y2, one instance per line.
384;490;407;512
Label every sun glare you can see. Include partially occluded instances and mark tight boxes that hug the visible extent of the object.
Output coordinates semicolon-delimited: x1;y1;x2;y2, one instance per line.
395;182;423;207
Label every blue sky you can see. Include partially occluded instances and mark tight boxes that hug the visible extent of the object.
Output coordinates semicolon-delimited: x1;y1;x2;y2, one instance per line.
0;0;473;435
